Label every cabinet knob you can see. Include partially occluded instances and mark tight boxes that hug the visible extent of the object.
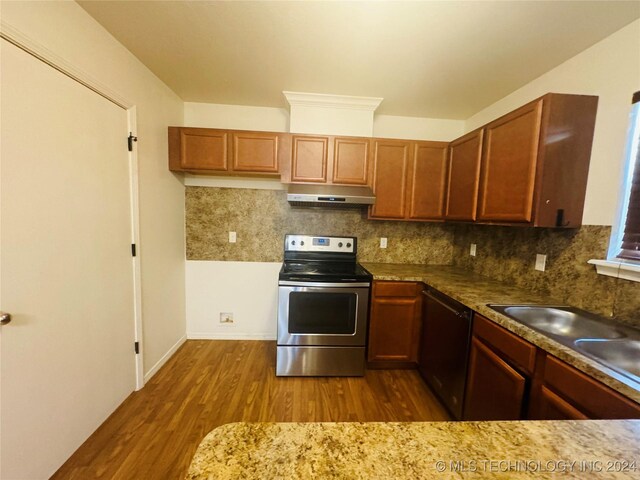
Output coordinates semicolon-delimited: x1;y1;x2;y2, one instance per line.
0;312;12;325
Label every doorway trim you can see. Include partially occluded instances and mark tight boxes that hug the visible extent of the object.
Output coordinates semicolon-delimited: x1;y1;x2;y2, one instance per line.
1;20;146;390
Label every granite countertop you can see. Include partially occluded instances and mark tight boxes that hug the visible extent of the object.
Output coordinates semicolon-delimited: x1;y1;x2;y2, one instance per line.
361;263;640;403
187;421;640;479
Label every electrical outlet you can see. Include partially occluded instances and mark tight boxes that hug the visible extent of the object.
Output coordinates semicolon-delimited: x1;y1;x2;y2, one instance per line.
229;231;237;243
535;254;547;272
219;312;234;324
470;243;477;257
380;237;388;249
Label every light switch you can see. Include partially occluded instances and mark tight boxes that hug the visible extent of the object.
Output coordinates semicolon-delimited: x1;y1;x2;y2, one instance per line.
470;244;477;257
380;237;388;249
229;231;237;243
535;254;547;272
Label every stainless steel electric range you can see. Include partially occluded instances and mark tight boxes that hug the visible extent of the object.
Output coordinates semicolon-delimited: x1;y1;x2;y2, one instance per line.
276;234;372;376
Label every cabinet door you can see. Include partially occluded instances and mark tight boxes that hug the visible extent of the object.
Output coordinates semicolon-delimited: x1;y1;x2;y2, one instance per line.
291;135;328;182
463;337;526;420
478;99;543;222
408;142;448;220
537;386;589;420
368;296;421;363
445;129;483;221
370;140;411;219
178;128;228;171
332;137;369;185
542;355;640;419
231;131;279;173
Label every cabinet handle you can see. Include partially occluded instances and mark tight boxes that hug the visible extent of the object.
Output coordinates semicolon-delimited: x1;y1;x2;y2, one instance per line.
424;291;468;317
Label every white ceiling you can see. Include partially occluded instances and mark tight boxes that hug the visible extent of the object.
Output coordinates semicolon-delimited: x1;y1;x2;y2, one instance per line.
78;1;640;119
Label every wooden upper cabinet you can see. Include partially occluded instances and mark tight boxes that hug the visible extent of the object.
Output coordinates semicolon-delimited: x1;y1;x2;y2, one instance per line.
445;129;483;221
332;137;370;185
231;131;279;173
475;93;598;227
478;99;543;223
168;127;282;176
370;139;411;219
290;135;328;183
408;142;449;220
169;127;228;171
370;139;448;221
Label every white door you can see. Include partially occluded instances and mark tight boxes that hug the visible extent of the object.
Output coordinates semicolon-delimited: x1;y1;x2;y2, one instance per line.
0;40;137;479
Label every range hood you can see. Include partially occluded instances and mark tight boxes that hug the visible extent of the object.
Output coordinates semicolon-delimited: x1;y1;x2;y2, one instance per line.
287;184;376;208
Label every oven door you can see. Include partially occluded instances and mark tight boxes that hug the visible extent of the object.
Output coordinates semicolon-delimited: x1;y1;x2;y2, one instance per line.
277;281;370;346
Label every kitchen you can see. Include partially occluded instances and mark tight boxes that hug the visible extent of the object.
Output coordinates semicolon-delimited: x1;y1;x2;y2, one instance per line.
1;1;640;479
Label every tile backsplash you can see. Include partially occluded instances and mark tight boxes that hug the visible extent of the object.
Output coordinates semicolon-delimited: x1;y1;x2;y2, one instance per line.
452;224;639;328
185;186;638;327
186;186;454;264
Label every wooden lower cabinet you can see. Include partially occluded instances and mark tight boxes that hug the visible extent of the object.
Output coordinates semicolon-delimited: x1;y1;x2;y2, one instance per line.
530;355;640;420
536;385;589;420
367;281;422;367
462;316;640;420
464;336;527;420
463;314;537;420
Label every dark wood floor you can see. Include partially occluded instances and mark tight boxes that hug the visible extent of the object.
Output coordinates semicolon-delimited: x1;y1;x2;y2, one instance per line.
52;340;449;479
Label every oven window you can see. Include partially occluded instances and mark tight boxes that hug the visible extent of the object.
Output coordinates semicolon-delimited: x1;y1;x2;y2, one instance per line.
288;291;357;334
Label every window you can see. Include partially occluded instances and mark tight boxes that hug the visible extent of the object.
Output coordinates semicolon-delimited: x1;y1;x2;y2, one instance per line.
590;91;640;281
611;91;640;262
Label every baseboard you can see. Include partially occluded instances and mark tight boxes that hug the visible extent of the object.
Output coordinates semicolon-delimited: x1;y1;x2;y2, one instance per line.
187;332;276;340
143;334;187;383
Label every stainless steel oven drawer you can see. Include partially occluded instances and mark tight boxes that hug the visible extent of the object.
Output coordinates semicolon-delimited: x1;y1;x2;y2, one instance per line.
276;346;365;376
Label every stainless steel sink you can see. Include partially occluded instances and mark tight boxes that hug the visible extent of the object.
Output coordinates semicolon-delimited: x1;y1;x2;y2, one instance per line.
490;305;627;340
575;339;640;382
488;304;640;385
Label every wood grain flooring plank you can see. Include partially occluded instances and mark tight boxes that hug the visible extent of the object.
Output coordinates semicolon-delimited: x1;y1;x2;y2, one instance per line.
51;340;450;479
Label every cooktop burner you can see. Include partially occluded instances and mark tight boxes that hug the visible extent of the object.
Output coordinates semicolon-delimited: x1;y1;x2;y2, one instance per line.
279;234;371;283
280;261;371;282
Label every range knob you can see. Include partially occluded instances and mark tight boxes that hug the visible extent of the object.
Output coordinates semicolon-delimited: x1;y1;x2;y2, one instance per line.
291;240;296;246
338;242;343;248
301;241;305;246
347;242;352;248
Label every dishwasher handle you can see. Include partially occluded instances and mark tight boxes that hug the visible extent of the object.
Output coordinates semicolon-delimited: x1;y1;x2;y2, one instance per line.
422;289;470;319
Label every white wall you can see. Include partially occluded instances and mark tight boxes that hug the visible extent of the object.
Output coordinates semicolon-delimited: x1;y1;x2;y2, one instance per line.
374;114;464;141
465;20;640;226
1;2;187;377
186;261;280;339
184;102;289;132
185;101;464;141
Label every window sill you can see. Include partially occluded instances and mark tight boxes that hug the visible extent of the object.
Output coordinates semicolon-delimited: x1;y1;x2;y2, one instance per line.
588;259;640;283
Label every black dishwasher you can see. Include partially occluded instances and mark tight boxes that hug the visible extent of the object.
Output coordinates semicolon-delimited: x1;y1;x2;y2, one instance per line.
419;287;472;420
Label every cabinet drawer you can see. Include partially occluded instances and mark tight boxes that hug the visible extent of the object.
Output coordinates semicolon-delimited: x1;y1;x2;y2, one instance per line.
373;281;419;297
543;355;640;419
473;314;536;375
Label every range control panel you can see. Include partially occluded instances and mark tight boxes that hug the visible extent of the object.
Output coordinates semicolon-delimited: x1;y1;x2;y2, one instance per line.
284;235;356;253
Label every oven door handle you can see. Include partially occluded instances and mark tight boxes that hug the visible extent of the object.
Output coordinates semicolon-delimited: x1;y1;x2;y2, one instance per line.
279;281;371;288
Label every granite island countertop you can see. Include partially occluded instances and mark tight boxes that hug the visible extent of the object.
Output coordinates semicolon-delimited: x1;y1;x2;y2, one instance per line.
361;263;640;404
187;420;640;479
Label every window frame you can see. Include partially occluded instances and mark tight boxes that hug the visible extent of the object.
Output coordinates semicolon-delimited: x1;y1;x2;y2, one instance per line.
608;93;640;263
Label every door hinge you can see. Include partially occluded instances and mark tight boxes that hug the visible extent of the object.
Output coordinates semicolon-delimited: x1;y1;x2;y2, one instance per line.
128;132;138;152
131;244;137;257
134;341;140;354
